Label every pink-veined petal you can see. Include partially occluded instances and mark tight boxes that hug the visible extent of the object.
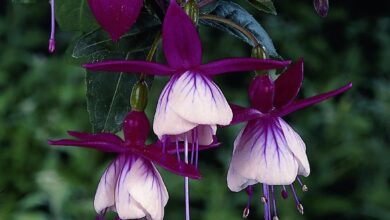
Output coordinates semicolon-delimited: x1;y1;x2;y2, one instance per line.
275;82;352;117
169;71;232;126
198;58;291;76
273;59;304;109
83;61;174;75
94;156;122;214
115;156;147;219
278;118;310;176
153;76;199;137
163;0;202;69
124;158;169;220
229;103;263;125
229;118;300;186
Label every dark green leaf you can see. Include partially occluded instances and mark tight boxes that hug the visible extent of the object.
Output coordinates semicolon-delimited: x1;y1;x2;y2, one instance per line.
247;0;277;15
75;13;160;133
200;1;280;58
55;0;98;32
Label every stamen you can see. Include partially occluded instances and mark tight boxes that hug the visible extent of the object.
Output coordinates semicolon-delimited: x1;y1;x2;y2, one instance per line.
262;184;271;220
176;137;181;162
271;186;278;219
190;129;195;164
272;216;279;220
261;196;268;204
243;186;253;218
184;134;190;220
290;184;304;215
242;207;250;218
296;177;308;192
281;185;288;199
195;128;199;168
48;0;56;53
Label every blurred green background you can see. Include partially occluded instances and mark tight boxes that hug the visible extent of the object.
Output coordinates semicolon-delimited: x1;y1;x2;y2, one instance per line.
1;0;389;219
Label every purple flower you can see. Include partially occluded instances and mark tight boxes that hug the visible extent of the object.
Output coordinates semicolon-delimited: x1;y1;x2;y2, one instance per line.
313;0;329;17
83;0;290;147
49;111;201;219
87;0;143;41
227;59;352;218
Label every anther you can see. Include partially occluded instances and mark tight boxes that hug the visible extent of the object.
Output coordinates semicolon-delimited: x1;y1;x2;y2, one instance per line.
242;207;250;218
261;196;268;204
302;185;308;192
273;216;279;220
297;204;304;215
281;189;288;199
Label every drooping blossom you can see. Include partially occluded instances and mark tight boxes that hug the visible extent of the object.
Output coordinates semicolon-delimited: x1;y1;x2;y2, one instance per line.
84;0;290;152
48;0;56;53
49;111;201;220
227;59;352;219
87;0;144;41
313;0;329;17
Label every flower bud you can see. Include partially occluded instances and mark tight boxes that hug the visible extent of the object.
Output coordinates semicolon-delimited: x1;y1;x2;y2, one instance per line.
184;0;199;25
251;45;268;75
130;80;148;112
313;0;329;17
87;0;143;41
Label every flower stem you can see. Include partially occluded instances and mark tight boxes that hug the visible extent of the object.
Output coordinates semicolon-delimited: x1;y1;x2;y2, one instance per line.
184;134;190;220
199;14;259;47
140;31;161;80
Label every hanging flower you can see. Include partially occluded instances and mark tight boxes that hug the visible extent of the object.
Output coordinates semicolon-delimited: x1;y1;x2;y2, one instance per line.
83;0;290;150
49;111;201;220
313;0;329;17
87;0;144;41
227;59;352;219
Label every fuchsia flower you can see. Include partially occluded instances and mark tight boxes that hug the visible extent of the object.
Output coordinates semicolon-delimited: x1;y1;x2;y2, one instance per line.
84;0;290;149
313;0;329;17
49;111;201;220
87;0;144;41
227;59;352;219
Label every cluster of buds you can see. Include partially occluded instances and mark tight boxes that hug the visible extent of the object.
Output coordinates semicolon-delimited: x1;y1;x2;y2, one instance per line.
48;0;350;219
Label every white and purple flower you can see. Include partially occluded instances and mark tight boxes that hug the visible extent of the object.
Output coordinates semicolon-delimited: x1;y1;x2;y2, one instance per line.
49;111;200;219
227;59;352;219
83;0;290;150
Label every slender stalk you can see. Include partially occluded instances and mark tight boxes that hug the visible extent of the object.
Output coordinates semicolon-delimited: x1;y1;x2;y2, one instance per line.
140;31;162;80
200;14;259;47
48;0;56;53
184;134;190;220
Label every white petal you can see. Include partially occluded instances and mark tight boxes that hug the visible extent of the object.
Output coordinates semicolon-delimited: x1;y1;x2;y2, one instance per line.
169;71;232;126
278;118;310;176
153;76;198;137
174;124;217;145
229;118;299;186
124;157;169;220
94;156;122;214
115;156;147;219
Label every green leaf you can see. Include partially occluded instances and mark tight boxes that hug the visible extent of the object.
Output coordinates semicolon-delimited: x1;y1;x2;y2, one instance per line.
247;0;277;15
73;13;160;133
55;0;98;32
200;1;280;58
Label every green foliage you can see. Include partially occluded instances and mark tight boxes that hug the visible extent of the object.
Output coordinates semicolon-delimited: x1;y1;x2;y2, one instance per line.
200;1;280;58
1;0;390;220
55;0;98;32
246;0;277;15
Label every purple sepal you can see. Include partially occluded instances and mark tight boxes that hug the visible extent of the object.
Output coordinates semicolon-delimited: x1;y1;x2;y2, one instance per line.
229;103;263;125
249;75;274;113
163;0;202;69
274;82;353;117
68;131;123;145
83;61;174;75
130;144;201;179
313;0;329;17
87;0;143;41
198;58;291;76
273;58;304;109
48;139;126;153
